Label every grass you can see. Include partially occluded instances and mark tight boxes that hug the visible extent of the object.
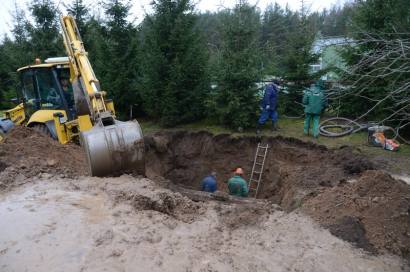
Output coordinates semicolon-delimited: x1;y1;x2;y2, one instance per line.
140;117;410;158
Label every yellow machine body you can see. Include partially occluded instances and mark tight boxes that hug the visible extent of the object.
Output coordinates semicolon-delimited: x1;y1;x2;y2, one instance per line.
0;15;145;177
4;104;25;125
27;109;67;127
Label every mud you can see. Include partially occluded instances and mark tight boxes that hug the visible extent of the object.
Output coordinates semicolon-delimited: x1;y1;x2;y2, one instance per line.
0;176;407;272
302;170;410;258
0;126;87;191
0;127;410;269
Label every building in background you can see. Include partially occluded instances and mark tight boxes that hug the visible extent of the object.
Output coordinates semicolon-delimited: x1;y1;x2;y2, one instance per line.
310;35;353;81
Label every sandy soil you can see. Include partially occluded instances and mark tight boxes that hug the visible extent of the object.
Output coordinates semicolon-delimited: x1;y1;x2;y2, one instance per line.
0;126;87;191
0;127;409;271
0;175;407;272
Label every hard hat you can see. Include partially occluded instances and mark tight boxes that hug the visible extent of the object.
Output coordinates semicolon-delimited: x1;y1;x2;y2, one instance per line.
234;167;244;175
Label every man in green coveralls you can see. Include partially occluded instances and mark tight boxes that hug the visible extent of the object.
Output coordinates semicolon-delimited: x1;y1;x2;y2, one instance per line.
303;81;327;138
227;168;248;197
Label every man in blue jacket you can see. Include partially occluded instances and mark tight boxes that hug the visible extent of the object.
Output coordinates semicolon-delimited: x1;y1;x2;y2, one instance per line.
257;80;279;134
201;172;217;193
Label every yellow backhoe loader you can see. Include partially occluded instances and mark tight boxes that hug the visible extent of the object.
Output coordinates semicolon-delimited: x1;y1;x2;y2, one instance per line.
0;15;145;176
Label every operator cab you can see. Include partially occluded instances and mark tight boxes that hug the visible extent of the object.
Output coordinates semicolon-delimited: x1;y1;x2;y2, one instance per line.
17;57;76;120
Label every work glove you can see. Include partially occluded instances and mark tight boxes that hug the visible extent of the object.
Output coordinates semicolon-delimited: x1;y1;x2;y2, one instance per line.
265;105;270;110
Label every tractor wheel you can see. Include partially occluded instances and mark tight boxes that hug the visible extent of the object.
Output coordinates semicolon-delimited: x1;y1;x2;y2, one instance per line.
32;124;52;138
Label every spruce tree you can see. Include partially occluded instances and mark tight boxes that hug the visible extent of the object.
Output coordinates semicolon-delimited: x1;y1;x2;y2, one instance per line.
211;1;261;129
140;0;208;127
0;4;32;109
65;0;89;35
93;0;140;119
26;0;64;59
0;41;16;109
279;4;317;116
261;3;287;76
10;3;33;66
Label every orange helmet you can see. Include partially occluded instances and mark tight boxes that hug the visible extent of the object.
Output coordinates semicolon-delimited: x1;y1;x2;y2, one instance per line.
234;167;244;175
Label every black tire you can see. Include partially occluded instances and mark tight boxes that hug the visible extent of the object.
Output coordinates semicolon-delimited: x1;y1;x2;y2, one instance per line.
32;123;52;138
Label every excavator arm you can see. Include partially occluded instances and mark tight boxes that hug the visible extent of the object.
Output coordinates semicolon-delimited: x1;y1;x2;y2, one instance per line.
59;15;145;176
60;15;108;122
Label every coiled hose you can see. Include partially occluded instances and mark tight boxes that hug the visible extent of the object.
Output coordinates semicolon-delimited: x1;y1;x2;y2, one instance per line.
318;117;410;145
319;117;366;137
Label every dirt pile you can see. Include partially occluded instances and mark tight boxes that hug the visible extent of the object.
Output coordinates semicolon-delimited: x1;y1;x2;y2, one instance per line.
0;126;87;191
113;185;205;223
303;170;410;258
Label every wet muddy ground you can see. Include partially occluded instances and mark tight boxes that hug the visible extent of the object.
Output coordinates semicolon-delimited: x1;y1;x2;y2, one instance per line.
0;176;407;272
0;127;409;271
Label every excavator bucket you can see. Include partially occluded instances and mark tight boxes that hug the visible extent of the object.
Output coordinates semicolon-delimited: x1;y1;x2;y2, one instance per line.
80;120;145;177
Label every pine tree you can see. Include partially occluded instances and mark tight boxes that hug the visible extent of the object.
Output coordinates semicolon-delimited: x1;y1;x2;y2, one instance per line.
97;0;139;119
211;1;261;129
10;3;33;66
279;3;317;116
0;41;16;109
26;0;64;59
65;0;89;35
261;3;288;76
140;0;208;126
0;4;32;109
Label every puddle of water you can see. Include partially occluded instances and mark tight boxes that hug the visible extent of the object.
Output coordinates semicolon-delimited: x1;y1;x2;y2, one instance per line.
0;183;111;272
392;174;410;185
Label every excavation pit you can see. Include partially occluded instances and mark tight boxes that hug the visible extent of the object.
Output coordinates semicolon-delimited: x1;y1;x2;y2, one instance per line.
144;131;410;258
1;127;409;258
144;130;372;210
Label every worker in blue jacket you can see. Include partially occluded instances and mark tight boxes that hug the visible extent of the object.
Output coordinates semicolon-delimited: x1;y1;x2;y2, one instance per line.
201;172;217;193
257;80;279;134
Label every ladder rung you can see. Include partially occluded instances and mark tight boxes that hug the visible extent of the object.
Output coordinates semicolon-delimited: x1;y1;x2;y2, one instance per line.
258;144;269;148
249;179;259;183
257;154;264;157
253;171;261;174
249;188;257;191
255;162;263;165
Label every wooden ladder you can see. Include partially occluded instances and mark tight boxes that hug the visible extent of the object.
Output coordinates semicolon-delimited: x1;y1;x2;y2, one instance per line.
248;143;269;198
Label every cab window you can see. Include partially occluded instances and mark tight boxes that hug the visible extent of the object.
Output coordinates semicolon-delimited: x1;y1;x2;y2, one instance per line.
36;69;63;109
57;68;74;108
22;71;38;104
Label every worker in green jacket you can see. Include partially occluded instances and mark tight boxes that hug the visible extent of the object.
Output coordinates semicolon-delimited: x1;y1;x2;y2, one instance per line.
228;168;248;197
302;80;327;138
